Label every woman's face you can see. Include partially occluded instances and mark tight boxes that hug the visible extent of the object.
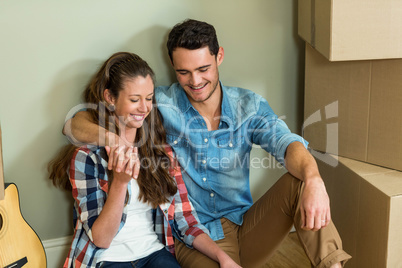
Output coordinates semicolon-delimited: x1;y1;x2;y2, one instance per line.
111;75;154;130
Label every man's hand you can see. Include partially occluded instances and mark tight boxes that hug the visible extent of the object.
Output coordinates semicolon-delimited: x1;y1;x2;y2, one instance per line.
300;177;331;231
284;142;332;231
105;145;140;179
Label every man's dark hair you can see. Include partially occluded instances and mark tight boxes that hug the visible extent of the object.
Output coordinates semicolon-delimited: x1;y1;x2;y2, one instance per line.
167;19;220;62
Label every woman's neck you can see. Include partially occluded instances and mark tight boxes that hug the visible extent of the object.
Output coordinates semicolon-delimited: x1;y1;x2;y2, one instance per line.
122;129;137;144
118;120;137;145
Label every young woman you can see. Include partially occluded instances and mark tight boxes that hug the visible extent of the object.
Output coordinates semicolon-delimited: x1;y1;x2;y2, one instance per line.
48;52;241;268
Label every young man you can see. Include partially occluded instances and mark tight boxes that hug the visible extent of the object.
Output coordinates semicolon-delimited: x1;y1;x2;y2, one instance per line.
65;19;351;267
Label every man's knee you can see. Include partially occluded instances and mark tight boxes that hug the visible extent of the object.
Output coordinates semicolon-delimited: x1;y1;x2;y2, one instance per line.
273;172;303;195
279;172;299;184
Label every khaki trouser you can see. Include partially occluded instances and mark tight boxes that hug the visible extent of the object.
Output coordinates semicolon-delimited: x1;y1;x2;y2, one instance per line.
175;173;351;268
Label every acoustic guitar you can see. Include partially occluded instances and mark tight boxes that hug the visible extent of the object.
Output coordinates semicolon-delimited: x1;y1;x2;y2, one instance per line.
0;124;47;267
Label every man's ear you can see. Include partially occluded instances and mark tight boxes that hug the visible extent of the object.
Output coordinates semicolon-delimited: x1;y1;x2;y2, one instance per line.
216;47;224;66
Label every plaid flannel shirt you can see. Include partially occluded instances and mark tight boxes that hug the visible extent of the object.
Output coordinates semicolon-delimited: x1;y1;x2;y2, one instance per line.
64;145;208;268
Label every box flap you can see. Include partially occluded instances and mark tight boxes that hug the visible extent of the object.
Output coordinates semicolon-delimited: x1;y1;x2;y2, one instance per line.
298;0;312;44
314;0;332;59
338;156;394;175
338;156;402;196
363;172;402;197
298;0;332;59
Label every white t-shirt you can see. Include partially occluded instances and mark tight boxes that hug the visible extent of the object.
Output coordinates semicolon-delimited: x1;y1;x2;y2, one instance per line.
98;179;165;262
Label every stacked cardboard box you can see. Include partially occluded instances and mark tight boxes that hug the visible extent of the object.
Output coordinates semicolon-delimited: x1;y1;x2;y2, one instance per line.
298;0;402;61
316;155;402;268
303;44;402;172
299;1;402;267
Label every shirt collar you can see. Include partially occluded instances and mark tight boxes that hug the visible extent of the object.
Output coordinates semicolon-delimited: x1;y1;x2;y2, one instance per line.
175;83;193;113
220;84;234;127
174;82;235;128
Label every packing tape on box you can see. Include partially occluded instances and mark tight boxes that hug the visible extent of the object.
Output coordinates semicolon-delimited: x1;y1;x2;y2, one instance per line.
311;0;316;48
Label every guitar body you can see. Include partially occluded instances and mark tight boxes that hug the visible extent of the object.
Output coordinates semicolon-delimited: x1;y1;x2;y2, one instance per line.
0;183;47;268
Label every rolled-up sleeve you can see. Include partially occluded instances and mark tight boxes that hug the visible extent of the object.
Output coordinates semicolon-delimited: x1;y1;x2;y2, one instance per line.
69;148;107;242
170;154;209;247
250;97;308;166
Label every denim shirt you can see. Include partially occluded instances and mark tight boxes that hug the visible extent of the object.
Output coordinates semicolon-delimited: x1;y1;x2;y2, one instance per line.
155;82;308;241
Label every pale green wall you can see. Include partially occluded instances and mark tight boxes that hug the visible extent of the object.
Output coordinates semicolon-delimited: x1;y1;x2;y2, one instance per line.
0;0;304;240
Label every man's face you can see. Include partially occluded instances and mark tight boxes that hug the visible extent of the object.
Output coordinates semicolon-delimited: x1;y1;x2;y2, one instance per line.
171;46;224;104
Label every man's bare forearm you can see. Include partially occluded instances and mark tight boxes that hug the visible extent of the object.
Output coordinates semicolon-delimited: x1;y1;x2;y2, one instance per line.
284;141;331;231
284;141;322;184
63;111;107;146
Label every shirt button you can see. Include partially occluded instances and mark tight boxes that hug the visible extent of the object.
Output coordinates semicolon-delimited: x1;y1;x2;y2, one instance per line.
210;193;214;197
202;160;207;164
204;138;208;143
229;142;233;147
173;140;178;145
202;177;207;182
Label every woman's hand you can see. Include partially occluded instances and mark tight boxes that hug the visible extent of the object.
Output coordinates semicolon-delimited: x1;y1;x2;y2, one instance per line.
192;233;243;268
219;256;242;268
92;144;136;248
105;145;140;179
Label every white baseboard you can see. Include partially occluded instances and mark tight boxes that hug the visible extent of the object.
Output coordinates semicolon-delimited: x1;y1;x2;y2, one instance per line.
42;236;72;268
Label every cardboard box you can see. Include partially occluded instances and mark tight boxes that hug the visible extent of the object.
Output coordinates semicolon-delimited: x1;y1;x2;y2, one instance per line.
304;44;402;171
298;0;402;61
316;155;402;268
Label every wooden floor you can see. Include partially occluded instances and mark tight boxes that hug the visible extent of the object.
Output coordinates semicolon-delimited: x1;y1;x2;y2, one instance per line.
263;232;310;268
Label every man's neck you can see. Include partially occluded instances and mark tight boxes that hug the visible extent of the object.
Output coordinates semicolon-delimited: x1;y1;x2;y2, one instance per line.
190;87;222;131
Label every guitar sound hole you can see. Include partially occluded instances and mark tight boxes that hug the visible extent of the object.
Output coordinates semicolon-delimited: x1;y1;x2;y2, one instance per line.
0;213;3;231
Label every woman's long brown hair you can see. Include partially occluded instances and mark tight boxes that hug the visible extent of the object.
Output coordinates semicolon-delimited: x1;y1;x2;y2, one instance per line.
48;52;177;208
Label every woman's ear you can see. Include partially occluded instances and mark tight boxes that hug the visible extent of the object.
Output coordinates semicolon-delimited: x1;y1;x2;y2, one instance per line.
103;89;115;105
104;89;116;111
